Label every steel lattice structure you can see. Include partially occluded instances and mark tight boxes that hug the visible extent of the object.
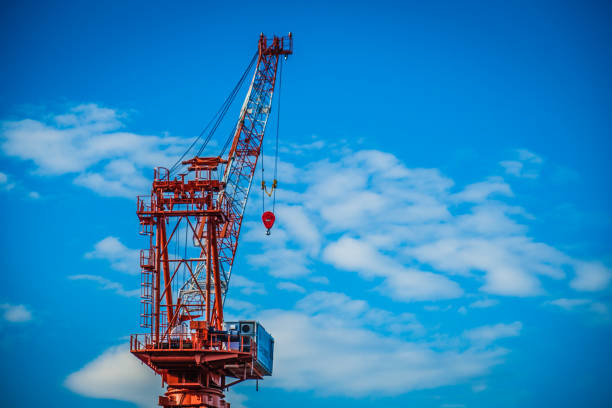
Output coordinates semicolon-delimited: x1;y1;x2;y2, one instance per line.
131;33;292;408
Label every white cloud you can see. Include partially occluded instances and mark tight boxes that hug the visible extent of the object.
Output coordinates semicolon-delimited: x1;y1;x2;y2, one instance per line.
547;298;609;315
225;298;258;317
246;148;609;301
499;149;543;179
68;274;140;297
280;139;326;155
66;291;519;404
469;299;499;309
65;343;161;408
547;298;591;310
472;383;487;393
0;171;40;198
308;276;329;285
0;104;187;198
570;261;612;291
408;236;565;296
464;322;522;347
277;281;306;293
231;274;266;295
74;159;150;199
85;236;139;274
499;160;523;177
323;236;463;301
451;178;512;203
0;303;33;322
517;149;543;163
0;171;16;191
277;205;321;255
295;291;424;335
260;291;508;395
249;246;310;278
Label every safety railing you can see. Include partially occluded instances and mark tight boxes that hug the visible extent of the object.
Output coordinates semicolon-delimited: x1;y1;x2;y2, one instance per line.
130;332;255;354
137;194;226;219
154;167;171;182
137;195;153;215
139;249;154;269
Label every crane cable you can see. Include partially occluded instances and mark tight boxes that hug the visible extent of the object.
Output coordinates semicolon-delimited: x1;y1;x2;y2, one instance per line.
169;51;258;177
261;57;283;213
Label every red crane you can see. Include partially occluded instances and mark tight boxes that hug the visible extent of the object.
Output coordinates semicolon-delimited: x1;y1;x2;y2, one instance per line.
131;33;292;408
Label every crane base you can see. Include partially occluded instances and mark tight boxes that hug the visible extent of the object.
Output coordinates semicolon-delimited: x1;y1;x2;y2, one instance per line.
160;387;229;408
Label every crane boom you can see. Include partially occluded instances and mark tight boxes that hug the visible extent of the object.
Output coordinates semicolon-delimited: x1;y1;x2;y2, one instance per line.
218;33;292;295
180;33;291;326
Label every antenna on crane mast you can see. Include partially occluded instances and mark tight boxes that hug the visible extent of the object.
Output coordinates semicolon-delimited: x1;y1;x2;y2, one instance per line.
131;33;292;408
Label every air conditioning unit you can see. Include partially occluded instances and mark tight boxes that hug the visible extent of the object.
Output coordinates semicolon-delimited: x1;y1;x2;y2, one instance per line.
239;321;256;336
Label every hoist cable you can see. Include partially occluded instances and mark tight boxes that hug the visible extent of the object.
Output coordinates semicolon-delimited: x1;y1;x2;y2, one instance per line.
260;57;284;213
273;58;283;212
261;126;266;214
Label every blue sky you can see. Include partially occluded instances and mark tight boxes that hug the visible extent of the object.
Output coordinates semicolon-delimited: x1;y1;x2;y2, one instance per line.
1;1;611;407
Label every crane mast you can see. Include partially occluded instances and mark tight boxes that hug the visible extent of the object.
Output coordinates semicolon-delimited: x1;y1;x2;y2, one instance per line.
131;33;292;408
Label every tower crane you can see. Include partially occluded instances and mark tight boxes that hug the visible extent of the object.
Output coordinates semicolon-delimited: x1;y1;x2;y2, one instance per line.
130;33;292;408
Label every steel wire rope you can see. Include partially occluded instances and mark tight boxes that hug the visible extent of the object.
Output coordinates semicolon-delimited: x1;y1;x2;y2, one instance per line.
272;57;283;212
260;57;283;213
169;51;257;176
194;52;258;158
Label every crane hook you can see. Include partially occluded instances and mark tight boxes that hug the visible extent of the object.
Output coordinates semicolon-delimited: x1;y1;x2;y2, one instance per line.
262;211;275;235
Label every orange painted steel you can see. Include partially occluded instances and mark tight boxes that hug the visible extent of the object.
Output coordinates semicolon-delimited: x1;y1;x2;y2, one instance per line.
131;34;291;407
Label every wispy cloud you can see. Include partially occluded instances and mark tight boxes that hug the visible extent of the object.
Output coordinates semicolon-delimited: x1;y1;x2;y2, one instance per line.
262;291;508;395
68;274;140;298
231;274;267;295
450;177;512;203
570;261;612;291
85;236;139;274
0;104;188;198
277;281;306;293
0;303;33;322
547;298;591;310
0;171;16;191
469;299;499;309
464;322;522;347
246;148;611;301
499;148;543;179
323;236;463;301
0;171;40;198
308;276;330;285
547;298;608;315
